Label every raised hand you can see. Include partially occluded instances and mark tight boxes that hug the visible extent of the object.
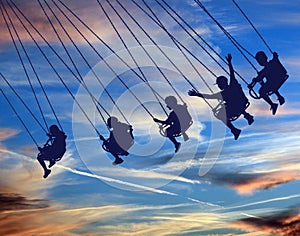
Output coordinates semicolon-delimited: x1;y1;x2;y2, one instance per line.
272;52;278;58
226;53;232;62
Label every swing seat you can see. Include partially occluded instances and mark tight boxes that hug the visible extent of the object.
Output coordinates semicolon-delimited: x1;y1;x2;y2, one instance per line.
102;133;134;156
213;101;250;122
102;141;131;156
37;149;65;162
159;120;193;140
249;74;288;99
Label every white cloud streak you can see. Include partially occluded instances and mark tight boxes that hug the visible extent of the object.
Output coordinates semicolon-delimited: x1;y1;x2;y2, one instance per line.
225;194;300;211
0;147;221;208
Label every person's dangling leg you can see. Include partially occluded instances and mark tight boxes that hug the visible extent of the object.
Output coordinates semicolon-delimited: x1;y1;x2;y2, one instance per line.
216;107;241;140
48;159;56;168
242;111;254;125
259;86;278;115
226;120;241;140
37;154;51;178
274;90;285;105
166;127;181;153
169;135;181;153
112;153;123;165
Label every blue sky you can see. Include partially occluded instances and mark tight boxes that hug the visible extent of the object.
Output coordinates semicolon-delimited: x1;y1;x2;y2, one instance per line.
0;0;300;235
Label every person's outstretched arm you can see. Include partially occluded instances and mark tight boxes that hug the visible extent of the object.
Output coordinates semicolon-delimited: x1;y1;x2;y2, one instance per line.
188;89;221;99
153;117;166;124
154;113;176;125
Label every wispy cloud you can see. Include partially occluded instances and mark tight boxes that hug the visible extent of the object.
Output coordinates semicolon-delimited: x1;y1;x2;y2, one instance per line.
0;147;219;208
94;166;201;185
0;127;19;141
0;192;48;213
0;0;116;48
211;171;300;196
226;194;300;211
204;156;300;196
231;207;300;236
0;196;127;236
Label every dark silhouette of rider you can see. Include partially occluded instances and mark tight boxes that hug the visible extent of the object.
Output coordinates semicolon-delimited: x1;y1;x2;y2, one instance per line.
37;125;67;178
100;117;134;165
153;96;192;153
189;54;254;140
248;51;287;115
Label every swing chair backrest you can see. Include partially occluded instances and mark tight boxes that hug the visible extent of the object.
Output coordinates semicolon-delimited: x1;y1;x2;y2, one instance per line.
175;104;193;131
267;57;287;82
112;123;134;151
267;74;289;96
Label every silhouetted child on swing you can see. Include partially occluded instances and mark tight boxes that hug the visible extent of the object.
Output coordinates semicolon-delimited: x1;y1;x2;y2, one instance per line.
99;117;134;165
248;51;287;115
189;54;253;140
37;125;67;178
153;96;192;153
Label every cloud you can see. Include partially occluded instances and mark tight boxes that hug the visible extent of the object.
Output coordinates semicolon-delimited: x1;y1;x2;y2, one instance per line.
0;193;128;236
95;166;201;185
0;127;19;141
0;147;218;208
0;201;221;236
226;194;300;211
0;0;116;49
0;148;53;197
0;192;48;213
231;207;300;236
207;170;300;196
230;171;300;195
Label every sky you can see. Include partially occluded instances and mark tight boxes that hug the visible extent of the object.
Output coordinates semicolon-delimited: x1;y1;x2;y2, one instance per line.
0;0;300;235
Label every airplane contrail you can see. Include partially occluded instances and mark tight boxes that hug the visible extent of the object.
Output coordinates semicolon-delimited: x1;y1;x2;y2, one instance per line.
225;194;300;210
56;164;178;196
0;148;221;208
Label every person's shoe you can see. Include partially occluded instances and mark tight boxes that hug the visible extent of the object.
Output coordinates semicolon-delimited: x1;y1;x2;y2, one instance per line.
175;142;181;153
48;160;55;168
270;103;278;115
43;169;51;179
113;158;124;165
278;96;285;105
246;115;254;125
232;128;241;140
